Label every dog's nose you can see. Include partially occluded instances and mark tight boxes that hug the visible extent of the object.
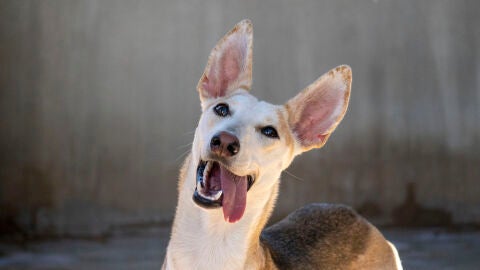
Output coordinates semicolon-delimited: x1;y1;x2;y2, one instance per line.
210;131;240;157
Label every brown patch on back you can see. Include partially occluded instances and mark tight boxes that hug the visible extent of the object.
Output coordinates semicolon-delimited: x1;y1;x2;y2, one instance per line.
347;225;398;270
261;203;397;270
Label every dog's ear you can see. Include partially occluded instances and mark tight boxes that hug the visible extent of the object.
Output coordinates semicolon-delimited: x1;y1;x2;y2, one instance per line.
197;20;253;107
286;65;351;152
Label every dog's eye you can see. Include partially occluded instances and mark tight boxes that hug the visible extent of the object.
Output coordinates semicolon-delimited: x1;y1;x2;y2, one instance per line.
214;103;229;117
261;126;279;139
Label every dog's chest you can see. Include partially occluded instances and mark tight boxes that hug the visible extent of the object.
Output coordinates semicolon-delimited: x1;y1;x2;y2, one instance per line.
169;212;253;270
172;229;249;270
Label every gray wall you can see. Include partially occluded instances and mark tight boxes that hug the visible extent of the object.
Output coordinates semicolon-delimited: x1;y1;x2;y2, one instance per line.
1;0;479;235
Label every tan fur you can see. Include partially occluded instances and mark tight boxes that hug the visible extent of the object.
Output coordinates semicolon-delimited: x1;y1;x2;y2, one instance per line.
244;181;279;269
276;109;295;161
345;222;398;270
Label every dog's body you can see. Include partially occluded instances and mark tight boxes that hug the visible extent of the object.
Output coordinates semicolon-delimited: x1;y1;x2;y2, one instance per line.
163;20;402;270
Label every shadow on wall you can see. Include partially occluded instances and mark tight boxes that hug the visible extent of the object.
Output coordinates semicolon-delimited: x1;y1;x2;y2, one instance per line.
0;165;56;242
391;183;452;227
358;183;453;228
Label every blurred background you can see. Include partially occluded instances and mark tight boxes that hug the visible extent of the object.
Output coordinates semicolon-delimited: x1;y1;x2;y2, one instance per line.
1;0;479;269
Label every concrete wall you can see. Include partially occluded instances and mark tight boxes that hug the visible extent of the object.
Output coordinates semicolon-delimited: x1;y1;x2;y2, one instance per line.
1;0;479;235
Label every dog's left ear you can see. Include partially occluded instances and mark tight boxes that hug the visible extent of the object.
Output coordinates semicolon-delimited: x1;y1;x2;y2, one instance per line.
197;20;253;108
286;65;352;152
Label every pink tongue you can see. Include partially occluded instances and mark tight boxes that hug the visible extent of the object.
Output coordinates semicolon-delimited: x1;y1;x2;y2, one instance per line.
220;166;247;223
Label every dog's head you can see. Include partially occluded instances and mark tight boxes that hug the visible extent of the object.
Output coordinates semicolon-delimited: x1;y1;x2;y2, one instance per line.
191;20;351;223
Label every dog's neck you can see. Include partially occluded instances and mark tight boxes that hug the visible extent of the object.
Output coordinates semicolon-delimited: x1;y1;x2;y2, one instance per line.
165;154;280;270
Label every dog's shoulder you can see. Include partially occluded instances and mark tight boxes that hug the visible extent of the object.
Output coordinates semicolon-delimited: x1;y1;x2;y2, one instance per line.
260;203;398;270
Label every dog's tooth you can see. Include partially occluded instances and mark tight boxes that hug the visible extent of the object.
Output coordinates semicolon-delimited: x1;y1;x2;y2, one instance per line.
200;192;212;200
207;161;213;173
197;189;222;201
212;190;222;201
196;180;203;191
204;161;212;180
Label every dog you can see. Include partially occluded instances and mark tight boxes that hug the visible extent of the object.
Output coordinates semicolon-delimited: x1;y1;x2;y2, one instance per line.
163;19;402;270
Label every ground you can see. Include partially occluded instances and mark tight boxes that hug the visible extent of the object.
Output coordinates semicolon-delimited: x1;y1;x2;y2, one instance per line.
0;227;479;269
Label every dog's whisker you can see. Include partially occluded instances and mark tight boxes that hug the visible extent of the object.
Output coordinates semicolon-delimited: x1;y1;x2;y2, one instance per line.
176;142;193;149
175;149;191;162
183;130;196;136
283;170;305;182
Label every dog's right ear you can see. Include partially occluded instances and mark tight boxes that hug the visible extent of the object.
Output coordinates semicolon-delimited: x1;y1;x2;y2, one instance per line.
197;20;253;108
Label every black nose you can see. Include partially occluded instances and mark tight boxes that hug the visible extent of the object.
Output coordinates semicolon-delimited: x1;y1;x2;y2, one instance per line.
210;131;240;157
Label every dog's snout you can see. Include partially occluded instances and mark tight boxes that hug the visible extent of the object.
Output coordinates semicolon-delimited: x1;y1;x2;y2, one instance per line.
210;131;240;157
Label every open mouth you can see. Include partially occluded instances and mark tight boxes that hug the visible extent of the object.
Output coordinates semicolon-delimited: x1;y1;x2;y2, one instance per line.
193;160;254;223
